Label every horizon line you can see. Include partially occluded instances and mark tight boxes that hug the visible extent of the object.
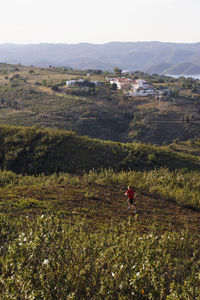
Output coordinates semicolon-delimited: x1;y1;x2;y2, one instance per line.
0;40;200;46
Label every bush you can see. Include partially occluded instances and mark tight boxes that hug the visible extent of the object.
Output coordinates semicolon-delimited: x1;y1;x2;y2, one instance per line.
0;214;199;299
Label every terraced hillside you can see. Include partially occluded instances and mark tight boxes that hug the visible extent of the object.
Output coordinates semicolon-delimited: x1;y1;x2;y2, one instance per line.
0;63;200;144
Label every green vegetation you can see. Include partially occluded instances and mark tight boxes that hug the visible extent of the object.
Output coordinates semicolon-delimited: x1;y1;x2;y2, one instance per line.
0;125;200;175
0;165;200;298
84;168;200;209
0;64;200;298
0;214;200;299
0;165;200;211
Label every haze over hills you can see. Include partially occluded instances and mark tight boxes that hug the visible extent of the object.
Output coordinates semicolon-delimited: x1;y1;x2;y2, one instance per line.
0;41;200;75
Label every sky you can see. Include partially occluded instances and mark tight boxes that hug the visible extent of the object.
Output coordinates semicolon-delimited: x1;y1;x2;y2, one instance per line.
0;0;200;44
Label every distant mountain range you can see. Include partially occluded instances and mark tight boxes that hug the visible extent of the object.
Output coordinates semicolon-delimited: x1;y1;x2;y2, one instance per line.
0;41;200;75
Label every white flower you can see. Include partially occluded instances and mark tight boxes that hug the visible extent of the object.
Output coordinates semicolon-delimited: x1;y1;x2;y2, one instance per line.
23;237;27;242
43;259;49;265
132;265;136;269
119;284;123;289
112;272;115;277
41;215;44;219
120;265;123;269
136;272;140;277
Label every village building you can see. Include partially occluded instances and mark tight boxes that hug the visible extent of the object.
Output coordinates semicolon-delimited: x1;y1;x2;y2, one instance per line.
66;79;84;86
108;77;156;96
108;77;136;90
129;79;155;96
66;79;103;86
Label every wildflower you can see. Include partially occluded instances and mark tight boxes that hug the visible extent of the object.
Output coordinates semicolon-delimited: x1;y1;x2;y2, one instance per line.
41;215;44;219
142;289;144;294
119;284;123;290
132;265;136;269
120;265;123;269
136;272;140;277
43;259;49;265
112;272;115;277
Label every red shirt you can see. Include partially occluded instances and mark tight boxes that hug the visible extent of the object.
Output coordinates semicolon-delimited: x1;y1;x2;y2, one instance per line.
126;188;135;199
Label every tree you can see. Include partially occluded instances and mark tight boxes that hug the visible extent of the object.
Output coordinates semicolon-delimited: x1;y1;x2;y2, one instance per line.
113;67;122;77
51;85;59;92
110;83;117;90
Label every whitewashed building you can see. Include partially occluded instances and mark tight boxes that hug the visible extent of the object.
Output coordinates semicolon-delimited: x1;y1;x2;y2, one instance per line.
66;79;84;86
129;79;155;96
107;77;155;96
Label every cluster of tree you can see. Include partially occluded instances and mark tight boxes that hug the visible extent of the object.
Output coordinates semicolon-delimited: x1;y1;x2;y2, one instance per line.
179;77;197;90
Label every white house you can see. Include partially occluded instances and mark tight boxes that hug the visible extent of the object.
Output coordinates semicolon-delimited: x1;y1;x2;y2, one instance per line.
107;77;136;90
129;79;155;96
66;79;84;86
107;77;158;96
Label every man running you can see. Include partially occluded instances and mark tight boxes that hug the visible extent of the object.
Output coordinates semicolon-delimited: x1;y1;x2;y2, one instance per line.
125;186;137;213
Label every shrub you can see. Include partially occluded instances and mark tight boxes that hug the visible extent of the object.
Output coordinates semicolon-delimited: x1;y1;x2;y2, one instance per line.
0;214;199;299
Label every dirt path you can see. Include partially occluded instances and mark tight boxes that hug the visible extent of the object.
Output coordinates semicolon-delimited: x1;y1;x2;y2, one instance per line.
47;183;200;235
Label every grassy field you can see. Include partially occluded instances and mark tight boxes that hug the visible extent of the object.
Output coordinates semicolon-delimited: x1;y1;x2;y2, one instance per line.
0;169;200;298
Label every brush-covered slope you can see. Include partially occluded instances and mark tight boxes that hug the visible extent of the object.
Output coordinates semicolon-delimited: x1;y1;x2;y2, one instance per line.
0;125;199;175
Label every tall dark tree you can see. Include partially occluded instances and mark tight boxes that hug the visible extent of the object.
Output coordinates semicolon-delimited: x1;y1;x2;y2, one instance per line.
113;67;122;77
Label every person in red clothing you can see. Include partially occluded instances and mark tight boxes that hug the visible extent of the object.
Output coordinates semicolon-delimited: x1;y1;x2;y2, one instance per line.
125;186;137;213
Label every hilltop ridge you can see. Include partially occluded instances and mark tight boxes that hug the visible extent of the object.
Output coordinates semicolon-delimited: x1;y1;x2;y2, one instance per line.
0;125;199;175
0;41;200;75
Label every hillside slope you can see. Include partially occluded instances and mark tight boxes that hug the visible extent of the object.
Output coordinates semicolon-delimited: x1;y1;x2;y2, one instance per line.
0;64;200;145
1;174;200;235
0;125;199;175
1;172;200;299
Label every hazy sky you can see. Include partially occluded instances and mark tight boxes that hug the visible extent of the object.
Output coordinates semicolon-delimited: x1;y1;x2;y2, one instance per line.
1;0;200;44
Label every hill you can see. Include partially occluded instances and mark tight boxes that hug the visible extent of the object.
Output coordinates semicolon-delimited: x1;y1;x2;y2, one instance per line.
0;125;200;175
0;41;200;75
0;168;200;298
0;64;200;145
0;125;200;299
0;58;200;299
